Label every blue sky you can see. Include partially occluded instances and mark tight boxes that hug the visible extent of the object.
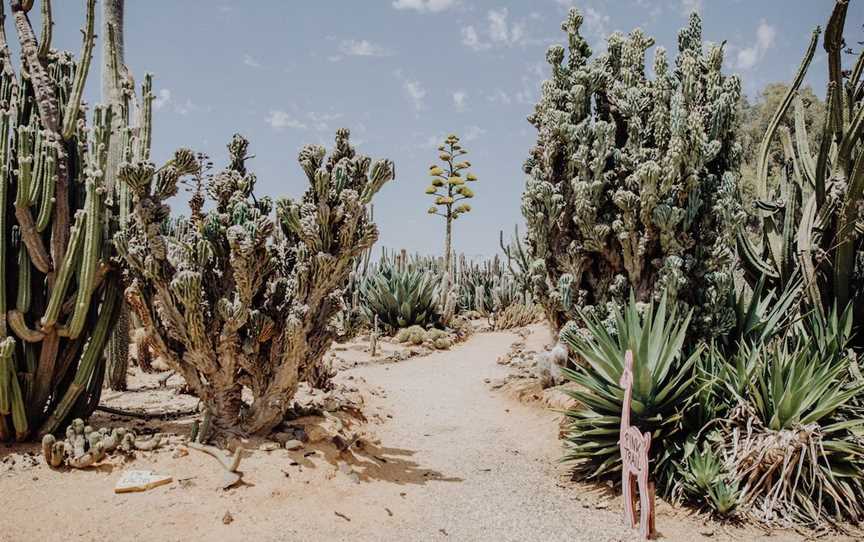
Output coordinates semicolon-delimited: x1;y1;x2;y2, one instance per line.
37;0;864;257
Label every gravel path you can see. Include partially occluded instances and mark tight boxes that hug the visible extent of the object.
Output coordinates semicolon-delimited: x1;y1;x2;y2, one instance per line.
344;330;637;541
1;329;809;542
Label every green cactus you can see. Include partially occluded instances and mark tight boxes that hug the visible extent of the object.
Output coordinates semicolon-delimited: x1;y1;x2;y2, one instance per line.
521;9;744;339
426;134;478;285
0;0;145;441
737;0;864;339
115;130;394;436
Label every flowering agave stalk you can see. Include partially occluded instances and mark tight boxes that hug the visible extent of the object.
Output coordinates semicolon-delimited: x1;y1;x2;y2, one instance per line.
425;134;478;286
115;130;394;437
522;9;744;338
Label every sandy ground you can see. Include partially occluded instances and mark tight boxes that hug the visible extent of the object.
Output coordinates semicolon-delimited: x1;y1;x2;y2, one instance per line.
0;328;848;542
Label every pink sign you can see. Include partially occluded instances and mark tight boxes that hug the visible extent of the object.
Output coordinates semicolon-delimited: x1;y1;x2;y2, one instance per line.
620;350;656;539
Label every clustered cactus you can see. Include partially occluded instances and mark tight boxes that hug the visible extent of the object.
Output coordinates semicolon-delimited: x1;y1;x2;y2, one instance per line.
115;129;394;436
0;0;146;441
42;417;163;469
522;9;744;338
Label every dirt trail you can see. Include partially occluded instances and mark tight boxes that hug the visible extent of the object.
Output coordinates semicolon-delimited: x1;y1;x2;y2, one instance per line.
0;330;807;542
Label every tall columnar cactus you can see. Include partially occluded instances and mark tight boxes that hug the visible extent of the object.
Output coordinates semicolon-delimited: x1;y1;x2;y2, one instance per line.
0;0;145;441
522;9;744;337
115;130;394;436
738;0;864;340
425;134;478;286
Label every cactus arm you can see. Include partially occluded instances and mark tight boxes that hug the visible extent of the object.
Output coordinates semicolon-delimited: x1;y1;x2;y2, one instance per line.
736;227;779;281
792;97;815;185
60;0;95;140
7;309;44;342
35;152;55;231
824;0;849;141
15;243;30;312
814;83;836;206
36;0;50;60
833;150;864;310
779;182;799;285
39;284;119;437
796;193;822;311
836;98;864;173
14;205;53;274
754;27;820;201
11;2;60;132
65;180;101;339
41;209;85;329
0;112;8;335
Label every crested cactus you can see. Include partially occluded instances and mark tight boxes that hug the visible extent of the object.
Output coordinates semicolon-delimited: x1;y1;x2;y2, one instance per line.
425;134;478;285
738;0;864;340
522;9;744;338
0;0;146;441
115;130;394;436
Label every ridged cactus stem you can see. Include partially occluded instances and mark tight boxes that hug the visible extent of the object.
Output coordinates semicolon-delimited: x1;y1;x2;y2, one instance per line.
39;284;119;437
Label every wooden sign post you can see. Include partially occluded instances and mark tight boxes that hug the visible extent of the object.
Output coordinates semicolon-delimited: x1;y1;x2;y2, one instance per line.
619;350;656;540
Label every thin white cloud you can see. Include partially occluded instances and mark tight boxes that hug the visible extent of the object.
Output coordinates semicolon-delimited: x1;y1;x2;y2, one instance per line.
452;90;467;111
461;8;533;52
153;88;171;111
392;0;456;13
265;110;306;130
243;54;262;68
680;0;702;15
486;89;512;105
403;79;427;111
463;125;485;141
339;39;392;57
735;20;776;70
308;111;343;131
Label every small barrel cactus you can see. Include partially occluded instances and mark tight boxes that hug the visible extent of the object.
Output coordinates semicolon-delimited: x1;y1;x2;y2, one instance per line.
522;9;744;339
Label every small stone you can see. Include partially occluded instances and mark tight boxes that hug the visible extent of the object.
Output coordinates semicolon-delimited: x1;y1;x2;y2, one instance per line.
283;439;303;451
259;441;281;452
172;447;189;459
222;511;234;525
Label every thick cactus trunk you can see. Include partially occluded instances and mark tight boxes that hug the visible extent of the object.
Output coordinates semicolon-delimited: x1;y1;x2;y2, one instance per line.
102;0;129;392
105;304;129;391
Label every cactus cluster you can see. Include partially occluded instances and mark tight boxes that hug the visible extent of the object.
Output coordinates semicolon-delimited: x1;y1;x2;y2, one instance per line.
0;0;147;441
41;417;163;468
115;129;394;436
521;9;744;337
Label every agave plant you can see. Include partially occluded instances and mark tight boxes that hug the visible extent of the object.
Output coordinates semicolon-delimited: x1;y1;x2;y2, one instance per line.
560;292;701;492
700;304;864;526
360;264;440;332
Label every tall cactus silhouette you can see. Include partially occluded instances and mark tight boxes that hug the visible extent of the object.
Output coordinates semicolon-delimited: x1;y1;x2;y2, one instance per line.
425;134;477;286
522;9;744;337
0;0;146;441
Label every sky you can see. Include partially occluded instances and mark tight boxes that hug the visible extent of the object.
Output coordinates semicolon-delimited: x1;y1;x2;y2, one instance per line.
29;0;864;258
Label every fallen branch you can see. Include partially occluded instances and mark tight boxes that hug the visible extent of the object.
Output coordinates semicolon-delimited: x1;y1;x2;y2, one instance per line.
95;405;198;420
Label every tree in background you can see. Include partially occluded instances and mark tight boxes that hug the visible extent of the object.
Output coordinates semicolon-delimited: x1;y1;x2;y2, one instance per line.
425;134;478;284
